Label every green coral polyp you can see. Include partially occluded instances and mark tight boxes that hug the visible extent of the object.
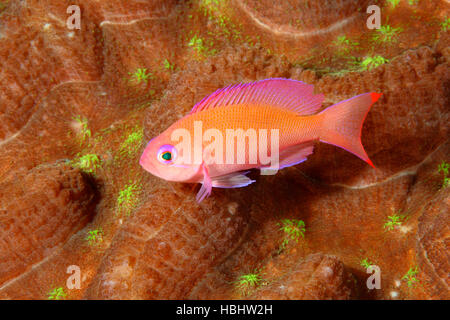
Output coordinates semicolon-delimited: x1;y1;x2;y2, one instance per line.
72;115;91;146
402;266;419;287
383;213;405;231
372;25;402;43
86;228;103;245
360;56;389;71
278;218;306;251
119;127;144;158
437;161;449;188
234;271;266;296
48;287;67;300
116;182;141;216
73;154;101;174
129;68;152;84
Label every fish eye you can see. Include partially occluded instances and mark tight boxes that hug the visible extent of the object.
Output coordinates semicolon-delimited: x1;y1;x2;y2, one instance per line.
157;145;177;164
162;152;172;161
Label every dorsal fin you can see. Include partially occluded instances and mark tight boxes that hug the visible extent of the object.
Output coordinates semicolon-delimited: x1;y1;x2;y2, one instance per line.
190;78;324;116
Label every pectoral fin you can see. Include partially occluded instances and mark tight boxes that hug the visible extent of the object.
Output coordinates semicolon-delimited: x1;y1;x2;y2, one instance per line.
197;167;256;202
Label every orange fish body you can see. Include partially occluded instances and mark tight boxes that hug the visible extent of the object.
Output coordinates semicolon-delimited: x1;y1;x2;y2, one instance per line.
140;78;381;202
165;104;321;176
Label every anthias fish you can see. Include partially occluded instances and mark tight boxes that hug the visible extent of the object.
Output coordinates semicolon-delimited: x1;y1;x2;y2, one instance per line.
140;78;381;202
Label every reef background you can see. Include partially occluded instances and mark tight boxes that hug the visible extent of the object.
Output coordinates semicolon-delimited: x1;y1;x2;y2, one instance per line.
0;0;448;300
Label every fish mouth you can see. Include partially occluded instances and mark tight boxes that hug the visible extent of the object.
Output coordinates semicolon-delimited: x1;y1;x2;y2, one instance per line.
139;152;155;174
138;152;147;168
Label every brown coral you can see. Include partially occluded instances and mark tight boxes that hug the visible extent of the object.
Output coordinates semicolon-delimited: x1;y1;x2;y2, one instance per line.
0;163;97;287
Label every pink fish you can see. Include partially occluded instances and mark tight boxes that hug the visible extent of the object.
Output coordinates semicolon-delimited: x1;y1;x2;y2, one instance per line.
140;78;381;202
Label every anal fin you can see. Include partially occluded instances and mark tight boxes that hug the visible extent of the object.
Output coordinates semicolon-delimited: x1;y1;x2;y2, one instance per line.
277;141;315;170
212;171;255;188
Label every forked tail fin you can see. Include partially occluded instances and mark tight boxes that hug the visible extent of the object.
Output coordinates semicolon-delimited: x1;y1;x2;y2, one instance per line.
319;92;382;168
